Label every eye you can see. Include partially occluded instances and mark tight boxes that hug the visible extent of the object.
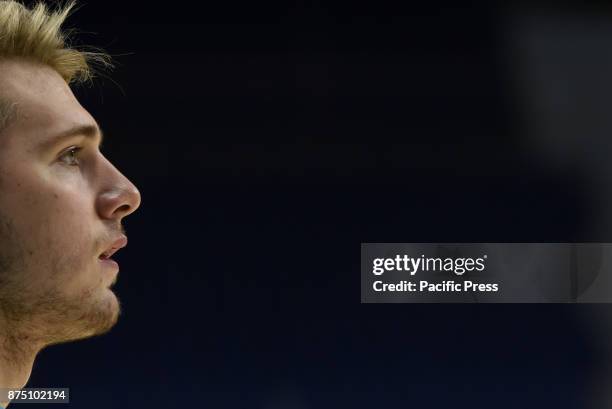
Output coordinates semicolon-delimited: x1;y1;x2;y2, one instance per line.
59;147;83;167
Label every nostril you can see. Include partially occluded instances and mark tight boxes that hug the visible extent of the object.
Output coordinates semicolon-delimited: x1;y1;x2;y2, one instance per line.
116;203;131;215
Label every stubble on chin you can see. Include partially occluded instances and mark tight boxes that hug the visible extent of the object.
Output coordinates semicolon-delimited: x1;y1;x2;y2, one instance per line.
0;258;122;350
42;284;122;345
1;277;121;346
0;206;121;352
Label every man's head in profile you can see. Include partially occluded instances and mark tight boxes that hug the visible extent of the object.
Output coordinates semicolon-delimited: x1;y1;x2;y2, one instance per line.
0;0;141;402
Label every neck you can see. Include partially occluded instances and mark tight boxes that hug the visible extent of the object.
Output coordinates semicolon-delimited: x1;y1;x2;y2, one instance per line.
0;332;40;408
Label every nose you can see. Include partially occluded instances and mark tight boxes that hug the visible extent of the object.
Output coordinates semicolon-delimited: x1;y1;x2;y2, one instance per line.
96;157;142;221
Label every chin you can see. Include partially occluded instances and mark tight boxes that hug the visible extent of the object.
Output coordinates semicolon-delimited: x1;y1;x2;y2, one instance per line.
88;290;121;336
56;289;122;343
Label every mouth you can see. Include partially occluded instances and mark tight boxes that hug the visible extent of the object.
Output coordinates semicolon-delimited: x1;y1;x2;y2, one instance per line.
99;256;119;273
98;236;128;261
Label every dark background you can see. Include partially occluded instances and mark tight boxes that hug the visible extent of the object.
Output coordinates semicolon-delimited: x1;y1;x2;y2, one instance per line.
19;0;612;407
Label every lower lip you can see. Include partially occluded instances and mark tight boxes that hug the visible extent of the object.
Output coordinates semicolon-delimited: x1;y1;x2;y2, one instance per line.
99;258;119;271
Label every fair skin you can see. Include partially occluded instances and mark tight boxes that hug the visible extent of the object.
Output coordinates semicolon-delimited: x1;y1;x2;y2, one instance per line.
0;58;141;407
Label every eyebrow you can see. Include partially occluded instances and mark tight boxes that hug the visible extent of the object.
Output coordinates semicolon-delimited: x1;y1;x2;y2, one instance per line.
41;124;105;150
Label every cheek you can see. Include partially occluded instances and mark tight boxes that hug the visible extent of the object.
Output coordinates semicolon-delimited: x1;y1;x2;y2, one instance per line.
0;162;97;279
14;191;96;279
25;211;97;296
40;198;94;259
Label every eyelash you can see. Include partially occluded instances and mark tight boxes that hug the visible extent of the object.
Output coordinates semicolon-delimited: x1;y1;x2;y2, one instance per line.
59;147;83;167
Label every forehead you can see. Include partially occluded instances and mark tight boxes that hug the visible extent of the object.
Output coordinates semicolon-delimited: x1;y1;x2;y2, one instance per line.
0;58;96;146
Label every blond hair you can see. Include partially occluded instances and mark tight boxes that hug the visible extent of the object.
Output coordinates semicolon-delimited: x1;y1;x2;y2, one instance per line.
0;0;111;130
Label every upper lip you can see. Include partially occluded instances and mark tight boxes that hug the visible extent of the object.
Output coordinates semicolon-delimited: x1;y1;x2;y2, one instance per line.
99;236;128;259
